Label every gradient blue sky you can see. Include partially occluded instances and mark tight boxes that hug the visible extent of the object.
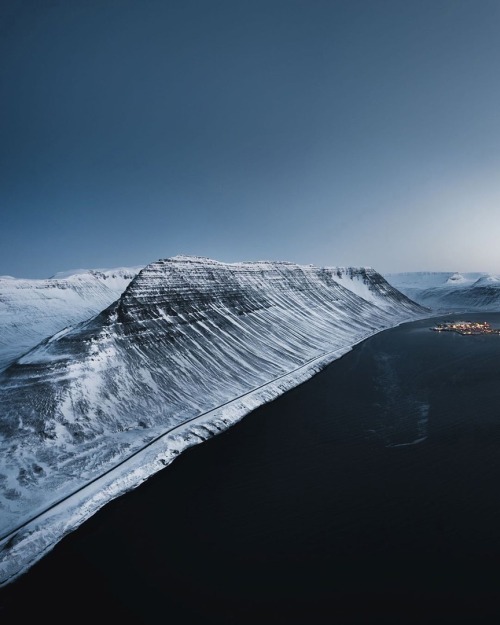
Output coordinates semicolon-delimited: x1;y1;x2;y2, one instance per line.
2;0;500;278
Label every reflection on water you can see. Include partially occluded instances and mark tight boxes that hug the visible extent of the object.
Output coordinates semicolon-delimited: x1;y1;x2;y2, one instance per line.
372;350;430;447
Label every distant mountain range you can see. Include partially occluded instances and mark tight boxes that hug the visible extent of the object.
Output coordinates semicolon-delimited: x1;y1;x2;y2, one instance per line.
0;267;143;371
0;255;427;586
384;272;500;311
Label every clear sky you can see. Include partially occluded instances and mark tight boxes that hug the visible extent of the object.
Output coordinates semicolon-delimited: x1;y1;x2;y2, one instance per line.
2;0;500;278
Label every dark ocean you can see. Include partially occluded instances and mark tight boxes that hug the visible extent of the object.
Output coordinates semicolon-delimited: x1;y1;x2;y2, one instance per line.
2;313;500;624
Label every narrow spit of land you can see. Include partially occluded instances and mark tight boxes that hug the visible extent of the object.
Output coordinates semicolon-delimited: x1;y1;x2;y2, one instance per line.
430;320;500;335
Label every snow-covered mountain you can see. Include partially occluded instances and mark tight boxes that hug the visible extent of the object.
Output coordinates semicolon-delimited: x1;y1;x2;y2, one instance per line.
385;272;500;311
0;256;427;586
0;267;142;371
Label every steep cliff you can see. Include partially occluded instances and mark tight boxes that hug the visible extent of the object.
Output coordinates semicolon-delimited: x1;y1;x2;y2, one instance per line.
0;256;427;585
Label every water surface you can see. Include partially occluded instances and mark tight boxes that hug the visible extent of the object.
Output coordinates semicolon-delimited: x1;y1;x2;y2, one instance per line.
2;313;500;624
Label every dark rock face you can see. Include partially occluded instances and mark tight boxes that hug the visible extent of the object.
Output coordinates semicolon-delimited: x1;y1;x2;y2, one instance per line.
0;256;426;584
435;284;500;309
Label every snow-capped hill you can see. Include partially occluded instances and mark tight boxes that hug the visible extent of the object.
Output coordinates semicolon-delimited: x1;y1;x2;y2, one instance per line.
0;256;427;586
446;272;468;284
386;272;459;289
472;275;500;286
50;267;141;280
384;271;500;311
0;266;142;371
386;272;487;290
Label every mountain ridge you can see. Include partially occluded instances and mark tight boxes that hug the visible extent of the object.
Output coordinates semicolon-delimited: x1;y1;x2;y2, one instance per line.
0;256;428;586
0;266;143;371
385;271;500;311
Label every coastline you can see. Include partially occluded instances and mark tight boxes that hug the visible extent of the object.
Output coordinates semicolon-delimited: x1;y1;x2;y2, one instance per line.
0;310;431;588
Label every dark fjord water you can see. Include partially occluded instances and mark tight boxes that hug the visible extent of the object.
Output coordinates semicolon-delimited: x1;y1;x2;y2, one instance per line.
2;313;500;624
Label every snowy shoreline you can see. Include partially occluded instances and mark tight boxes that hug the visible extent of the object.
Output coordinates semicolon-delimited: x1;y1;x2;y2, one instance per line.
0;313;429;588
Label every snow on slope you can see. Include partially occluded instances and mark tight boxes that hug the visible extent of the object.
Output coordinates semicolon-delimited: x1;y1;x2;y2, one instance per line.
472;275;500;286
0;267;142;371
385;271;500;311
385;272;481;289
0;256;428;586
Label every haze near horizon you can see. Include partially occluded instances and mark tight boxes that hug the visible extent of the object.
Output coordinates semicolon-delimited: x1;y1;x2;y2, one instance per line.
2;0;500;278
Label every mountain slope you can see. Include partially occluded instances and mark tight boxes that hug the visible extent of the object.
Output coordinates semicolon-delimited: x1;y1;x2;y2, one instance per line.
0;267;142;371
385;272;500;311
0;256;427;585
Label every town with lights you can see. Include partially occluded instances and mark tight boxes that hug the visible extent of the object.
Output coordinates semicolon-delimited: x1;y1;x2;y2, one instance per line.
430;321;500;335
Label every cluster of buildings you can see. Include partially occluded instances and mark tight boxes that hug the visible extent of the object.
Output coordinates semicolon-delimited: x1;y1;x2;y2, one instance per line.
430;320;500;335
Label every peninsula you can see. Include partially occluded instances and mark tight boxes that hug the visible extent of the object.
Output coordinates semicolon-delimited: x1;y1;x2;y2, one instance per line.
431;321;500;335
